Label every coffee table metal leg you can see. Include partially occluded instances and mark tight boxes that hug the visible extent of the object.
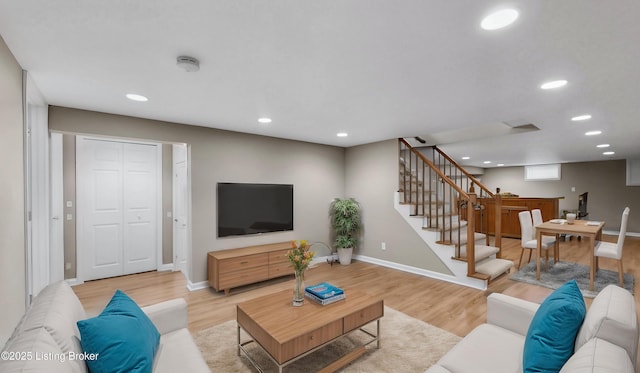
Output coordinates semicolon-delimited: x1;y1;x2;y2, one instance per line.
377;319;381;349
237;325;240;356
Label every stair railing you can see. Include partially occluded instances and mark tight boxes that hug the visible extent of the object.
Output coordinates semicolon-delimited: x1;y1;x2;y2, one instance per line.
399;138;481;277
430;146;502;255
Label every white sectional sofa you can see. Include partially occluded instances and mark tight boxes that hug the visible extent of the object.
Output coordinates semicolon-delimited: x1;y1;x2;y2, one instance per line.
0;281;209;373
427;284;639;373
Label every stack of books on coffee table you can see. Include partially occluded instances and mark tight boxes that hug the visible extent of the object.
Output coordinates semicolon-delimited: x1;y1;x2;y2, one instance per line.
305;282;345;305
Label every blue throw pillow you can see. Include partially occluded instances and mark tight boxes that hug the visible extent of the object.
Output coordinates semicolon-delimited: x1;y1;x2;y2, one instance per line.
77;290;160;373
523;280;586;372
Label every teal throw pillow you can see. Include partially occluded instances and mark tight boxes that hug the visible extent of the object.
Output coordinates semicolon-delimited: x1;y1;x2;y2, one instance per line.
77;290;160;373
523;280;586;372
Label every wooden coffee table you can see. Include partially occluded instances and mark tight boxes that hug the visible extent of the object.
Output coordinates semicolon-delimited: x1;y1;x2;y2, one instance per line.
237;288;383;373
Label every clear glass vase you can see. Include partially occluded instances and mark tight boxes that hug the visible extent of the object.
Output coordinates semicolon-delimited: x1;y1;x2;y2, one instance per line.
293;269;305;306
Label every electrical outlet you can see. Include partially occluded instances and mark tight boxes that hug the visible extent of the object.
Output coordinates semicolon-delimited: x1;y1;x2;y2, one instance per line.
571;186;576;192
381;242;386;250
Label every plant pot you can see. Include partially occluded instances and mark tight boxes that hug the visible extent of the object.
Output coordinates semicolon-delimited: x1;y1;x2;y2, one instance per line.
337;247;353;265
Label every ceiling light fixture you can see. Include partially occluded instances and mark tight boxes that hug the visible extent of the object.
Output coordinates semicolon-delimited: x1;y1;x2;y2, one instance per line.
462;156;470;160
336;132;348;137
126;93;148;102
603;151;615;155
481;9;519;30
596;144;610;148
483;161;492;164
571;114;592;121
540;80;568;90
176;56;200;72
257;117;272;124
585;130;602;136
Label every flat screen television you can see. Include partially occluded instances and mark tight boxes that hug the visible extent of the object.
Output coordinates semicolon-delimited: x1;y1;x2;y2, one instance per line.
217;182;294;237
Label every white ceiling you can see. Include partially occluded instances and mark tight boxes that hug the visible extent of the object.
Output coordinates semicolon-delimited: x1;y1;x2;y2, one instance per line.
1;1;639;168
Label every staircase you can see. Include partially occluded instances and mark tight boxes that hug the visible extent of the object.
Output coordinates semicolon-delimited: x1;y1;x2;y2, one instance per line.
398;138;512;289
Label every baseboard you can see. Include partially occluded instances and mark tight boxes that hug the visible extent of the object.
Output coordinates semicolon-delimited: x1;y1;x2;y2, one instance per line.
187;280;209;291
65;278;83;286
603;230;640;237
353;254;487;290
157;263;174;272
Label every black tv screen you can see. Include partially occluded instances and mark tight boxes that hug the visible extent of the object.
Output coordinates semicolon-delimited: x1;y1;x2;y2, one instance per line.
217;182;294;237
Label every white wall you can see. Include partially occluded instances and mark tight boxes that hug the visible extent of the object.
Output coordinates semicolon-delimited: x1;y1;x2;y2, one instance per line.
0;35;26;345
345;139;451;274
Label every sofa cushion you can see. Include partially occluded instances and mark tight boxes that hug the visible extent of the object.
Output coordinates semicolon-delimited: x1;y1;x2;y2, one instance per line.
6;281;86;352
0;327;84;373
523;280;586;373
3;281;88;373
435;323;525;373
575;284;639;365
560;338;634;373
153;329;211;373
77;290;160;373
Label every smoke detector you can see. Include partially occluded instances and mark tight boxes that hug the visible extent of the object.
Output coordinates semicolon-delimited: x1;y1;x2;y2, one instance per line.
176;56;200;72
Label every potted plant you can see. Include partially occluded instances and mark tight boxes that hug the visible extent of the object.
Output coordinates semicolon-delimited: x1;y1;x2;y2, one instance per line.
329;198;362;265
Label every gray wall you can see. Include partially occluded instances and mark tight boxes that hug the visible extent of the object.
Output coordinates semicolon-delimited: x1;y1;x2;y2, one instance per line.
48;106;345;284
0;36;26;345
345;139;451;274
161;144;173;265
480;160;640;233
62;134;76;279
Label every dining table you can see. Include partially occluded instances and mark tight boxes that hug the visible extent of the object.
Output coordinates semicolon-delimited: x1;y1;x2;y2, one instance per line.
535;219;605;290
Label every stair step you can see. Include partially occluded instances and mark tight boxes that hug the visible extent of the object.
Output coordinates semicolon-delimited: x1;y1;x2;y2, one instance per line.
452;232;486;246
475;258;513;280
423;220;467;232
458;244;499;261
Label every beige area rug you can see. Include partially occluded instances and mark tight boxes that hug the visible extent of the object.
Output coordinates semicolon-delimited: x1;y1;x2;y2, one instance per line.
194;306;461;372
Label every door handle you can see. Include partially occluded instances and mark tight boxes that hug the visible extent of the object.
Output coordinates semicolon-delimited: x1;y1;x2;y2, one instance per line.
52;216;60;220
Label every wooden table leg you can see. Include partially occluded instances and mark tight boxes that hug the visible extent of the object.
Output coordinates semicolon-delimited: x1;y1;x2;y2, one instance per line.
536;230;542;280
590;233;595;291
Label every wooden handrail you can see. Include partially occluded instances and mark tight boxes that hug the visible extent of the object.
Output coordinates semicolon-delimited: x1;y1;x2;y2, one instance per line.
433;146;494;198
399;138;470;200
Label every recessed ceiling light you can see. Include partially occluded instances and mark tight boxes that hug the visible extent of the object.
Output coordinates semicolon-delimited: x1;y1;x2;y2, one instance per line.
603;151;615;155
126;93;148;102
585;130;602;136
257;117;272;124
540;80;568;89
483;161;492;164
571;114;592;121
540;80;568;90
596;144;610;148
497;163;505;167
481;9;519;30
337;132;348;137
462;156;470;160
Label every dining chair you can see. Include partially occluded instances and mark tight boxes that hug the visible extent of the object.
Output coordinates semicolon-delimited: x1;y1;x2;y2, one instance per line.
594;207;630;287
531;209;559;262
518;210;554;270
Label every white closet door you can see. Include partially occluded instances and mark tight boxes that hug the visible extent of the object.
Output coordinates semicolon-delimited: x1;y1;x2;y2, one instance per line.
77;138;158;281
77;139;124;281
123;143;157;274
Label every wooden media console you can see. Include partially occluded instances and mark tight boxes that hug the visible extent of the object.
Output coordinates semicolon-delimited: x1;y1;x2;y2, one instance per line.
207;242;294;295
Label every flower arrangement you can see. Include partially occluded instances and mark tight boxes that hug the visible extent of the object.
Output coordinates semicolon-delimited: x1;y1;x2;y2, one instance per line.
287;240;315;273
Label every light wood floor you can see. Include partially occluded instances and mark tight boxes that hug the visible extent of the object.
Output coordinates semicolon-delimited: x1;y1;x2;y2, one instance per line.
72;235;640;363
